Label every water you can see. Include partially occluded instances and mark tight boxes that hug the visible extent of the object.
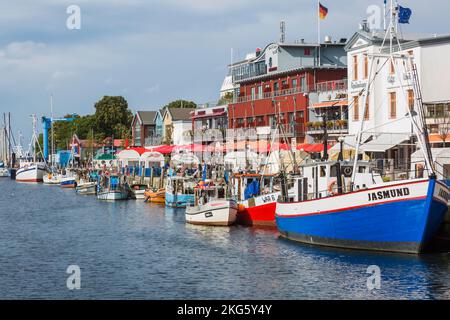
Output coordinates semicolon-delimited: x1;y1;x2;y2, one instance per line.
1;178;450;300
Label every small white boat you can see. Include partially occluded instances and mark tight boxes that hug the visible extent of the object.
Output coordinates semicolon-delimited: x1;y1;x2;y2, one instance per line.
76;179;97;195
130;184;148;200
0;167;9;177
43;172;61;185
186;183;237;226
97;174;129;201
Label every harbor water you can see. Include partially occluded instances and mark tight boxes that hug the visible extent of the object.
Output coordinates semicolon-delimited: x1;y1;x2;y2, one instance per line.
1;178;450;299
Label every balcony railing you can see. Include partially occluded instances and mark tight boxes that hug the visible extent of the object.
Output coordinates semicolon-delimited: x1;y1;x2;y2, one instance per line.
315;79;347;93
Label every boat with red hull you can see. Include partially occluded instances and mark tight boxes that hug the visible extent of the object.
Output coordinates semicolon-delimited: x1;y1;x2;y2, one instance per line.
232;173;280;227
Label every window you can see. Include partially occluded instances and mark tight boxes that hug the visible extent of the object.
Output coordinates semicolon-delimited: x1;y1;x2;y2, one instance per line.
256;116;264;125
134;122;141;146
364;94;370;120
273;82;279;93
282;80;288;89
408;90;414;111
269;115;276;129
247;117;254;125
390;92;397;118
353;55;358;80
304;49;311;56
297;111;304;119
237;118;244;127
364;54;369;79
390;59;395;75
320;166;327;178
353;96;359;121
292;78;298;89
300;76;306;91
258;85;263;99
251;87;256;100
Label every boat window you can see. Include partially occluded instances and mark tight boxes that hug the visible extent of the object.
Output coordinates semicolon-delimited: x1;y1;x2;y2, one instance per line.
320;166;327;178
330;165;337;178
358;166;366;173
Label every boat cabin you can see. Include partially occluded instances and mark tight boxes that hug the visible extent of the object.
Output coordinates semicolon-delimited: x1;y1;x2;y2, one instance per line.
166;176;196;196
231;173;276;201
290;161;383;202
193;183;227;206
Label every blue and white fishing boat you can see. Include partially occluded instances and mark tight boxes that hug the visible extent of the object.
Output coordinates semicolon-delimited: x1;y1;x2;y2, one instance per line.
165;176;196;208
276;162;449;253
275;2;449;254
97;173;129;201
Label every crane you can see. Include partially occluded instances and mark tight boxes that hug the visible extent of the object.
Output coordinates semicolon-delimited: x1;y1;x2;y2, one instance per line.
42;114;78;161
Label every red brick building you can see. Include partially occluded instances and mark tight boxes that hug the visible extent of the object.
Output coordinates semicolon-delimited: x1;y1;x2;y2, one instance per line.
227;40;348;144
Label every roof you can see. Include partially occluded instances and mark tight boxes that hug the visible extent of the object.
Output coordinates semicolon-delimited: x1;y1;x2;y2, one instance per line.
137;111;157;125
165;108;196;121
345;30;450;52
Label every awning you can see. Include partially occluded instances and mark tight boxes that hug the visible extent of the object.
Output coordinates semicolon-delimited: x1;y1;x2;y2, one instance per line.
311;100;348;109
362;133;410;153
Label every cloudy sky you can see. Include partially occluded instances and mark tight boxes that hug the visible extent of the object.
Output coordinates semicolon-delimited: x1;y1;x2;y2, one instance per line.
0;0;447;139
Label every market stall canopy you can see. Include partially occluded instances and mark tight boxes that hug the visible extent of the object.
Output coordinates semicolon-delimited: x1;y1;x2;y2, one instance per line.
140;151;164;163
116;149;141;161
361;133;410;153
149;145;176;154
296;143;331;153
171;152;200;165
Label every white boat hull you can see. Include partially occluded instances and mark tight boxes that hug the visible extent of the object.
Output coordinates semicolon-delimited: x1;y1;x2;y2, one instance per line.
186;200;238;226
97;190;128;201
16;164;46;183
132;190;146;200
43;174;60;185
76;182;97;195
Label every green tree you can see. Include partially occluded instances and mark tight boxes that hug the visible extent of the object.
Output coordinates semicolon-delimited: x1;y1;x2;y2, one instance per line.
163;99;197;109
94;96;133;138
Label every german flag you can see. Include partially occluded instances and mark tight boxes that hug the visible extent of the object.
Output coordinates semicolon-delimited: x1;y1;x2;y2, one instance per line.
319;3;328;20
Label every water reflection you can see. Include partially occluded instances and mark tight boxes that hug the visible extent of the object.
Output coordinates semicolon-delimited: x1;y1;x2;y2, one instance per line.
0;178;449;299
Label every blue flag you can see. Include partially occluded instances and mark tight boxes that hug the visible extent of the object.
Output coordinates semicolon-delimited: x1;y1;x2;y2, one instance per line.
398;6;412;24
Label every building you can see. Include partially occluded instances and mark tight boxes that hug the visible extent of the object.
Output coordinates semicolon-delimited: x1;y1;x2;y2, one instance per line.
307;79;349;143
191;102;228;144
131;111;157;147
227;39;348;145
154;109;165;144
345;24;450;176
162;107;196;146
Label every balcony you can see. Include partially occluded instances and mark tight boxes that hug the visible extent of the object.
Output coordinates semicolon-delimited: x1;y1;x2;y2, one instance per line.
306;121;348;135
316;79;347;93
233;85;312;104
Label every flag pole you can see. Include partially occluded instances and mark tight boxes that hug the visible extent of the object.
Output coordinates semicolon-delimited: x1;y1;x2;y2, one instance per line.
317;0;321;66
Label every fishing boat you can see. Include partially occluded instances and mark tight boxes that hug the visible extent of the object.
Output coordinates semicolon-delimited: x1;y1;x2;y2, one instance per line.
76;179;97;195
60;170;77;188
275;4;449;254
16;157;46;183
130;183;148;200
232;173;281;227
186;181;238;226
97;174;129;201
165;176;195;208
144;188;166;204
43;171;61;185
16;116;47;183
0;162;9;177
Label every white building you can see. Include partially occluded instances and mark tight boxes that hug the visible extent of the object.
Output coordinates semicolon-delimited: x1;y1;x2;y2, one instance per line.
344;26;450;176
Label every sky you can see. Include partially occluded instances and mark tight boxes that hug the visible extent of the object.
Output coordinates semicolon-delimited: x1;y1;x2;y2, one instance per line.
0;0;448;140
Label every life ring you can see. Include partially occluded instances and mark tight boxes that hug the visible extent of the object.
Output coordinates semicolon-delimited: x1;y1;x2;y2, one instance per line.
328;180;337;196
